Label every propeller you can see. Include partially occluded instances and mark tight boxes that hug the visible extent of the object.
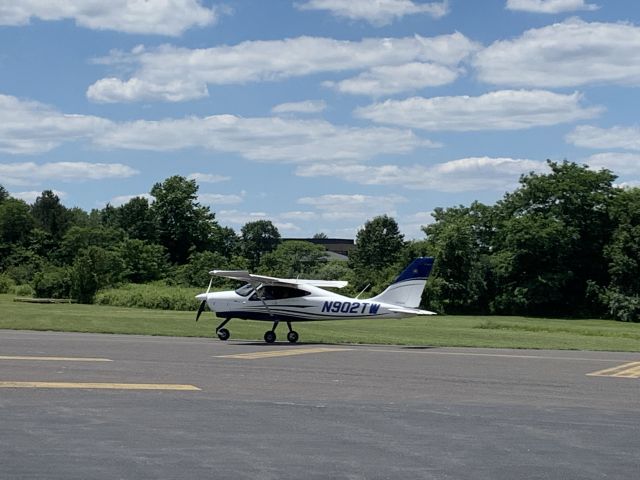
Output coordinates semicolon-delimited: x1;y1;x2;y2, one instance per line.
195;300;207;322
195;277;213;322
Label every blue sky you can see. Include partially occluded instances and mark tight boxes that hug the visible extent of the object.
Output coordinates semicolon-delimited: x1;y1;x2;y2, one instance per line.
1;0;639;239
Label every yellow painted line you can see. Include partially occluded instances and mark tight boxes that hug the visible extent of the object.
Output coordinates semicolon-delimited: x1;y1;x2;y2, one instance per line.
612;365;640;378
362;348;627;363
0;382;200;391
587;361;640;379
0;355;112;362
215;347;351;360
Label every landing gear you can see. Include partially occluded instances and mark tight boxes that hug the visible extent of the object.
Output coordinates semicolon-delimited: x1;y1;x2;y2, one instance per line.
217;328;230;341
286;321;299;344
264;320;279;343
216;318;231;341
262;320;299;344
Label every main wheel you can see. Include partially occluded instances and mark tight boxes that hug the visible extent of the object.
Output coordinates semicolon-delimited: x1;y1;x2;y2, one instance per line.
287;331;299;344
264;330;276;344
217;328;230;341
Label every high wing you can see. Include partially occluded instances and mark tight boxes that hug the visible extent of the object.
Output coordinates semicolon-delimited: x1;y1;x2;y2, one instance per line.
210;270;348;289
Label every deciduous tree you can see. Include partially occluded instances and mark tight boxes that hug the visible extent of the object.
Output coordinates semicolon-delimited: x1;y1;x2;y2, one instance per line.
151;176;218;264
241;220;281;270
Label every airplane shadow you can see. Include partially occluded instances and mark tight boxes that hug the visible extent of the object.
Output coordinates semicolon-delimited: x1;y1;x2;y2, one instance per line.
400;346;438;350
232;341;337;347
230;342;438;349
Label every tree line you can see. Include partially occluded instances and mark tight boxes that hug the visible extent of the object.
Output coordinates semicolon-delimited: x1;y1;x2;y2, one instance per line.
0;161;638;321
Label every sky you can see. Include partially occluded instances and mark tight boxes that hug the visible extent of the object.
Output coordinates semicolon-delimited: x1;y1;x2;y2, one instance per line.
1;0;639;239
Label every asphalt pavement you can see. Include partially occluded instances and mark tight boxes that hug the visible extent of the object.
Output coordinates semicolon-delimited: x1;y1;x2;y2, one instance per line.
0;330;638;479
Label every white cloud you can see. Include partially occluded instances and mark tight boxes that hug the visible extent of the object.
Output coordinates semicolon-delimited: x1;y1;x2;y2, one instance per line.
296;0;449;26
298;194;407;220
87;33;479;102
187;172;231;183
474;19;640;87
198;193;244;205
356;90;601;131
0;94;111;154
273;222;303;233
0;94;432;162
583;153;640;176
616;181;640;189
324;62;459;96
566;125;640;151
272;100;327;115
215;210;302;233
11;190;67;203
109;193;154;207
0;0;219;36
279;211;317;221
296;157;547;192
95;115;435;162
216;210;268;226
505;0;598;13
399;211;435;239
0;161;139;186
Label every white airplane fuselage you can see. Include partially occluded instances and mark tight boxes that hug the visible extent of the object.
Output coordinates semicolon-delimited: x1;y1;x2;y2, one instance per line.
198;284;418;322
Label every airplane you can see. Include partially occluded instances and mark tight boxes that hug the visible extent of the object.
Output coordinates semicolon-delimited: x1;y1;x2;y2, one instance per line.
195;257;436;344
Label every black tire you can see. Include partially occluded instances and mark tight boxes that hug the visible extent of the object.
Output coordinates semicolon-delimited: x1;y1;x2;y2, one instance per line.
264;330;276;344
217;328;230;341
287;331;299;344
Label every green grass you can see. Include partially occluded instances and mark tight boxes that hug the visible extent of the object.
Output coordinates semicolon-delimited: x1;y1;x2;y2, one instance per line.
1;294;639;351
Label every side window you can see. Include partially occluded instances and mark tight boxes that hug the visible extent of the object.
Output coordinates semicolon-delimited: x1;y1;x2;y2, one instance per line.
250;285;310;301
235;284;254;297
274;286;310;299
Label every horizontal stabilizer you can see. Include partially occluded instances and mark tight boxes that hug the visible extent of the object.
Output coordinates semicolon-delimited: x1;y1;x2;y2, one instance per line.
388;307;436;316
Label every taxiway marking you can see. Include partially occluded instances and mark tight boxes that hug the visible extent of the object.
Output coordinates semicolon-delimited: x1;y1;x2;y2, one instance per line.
0;382;201;390
587;361;640;379
215;347;351;360
359;348;632;363
0;355;112;362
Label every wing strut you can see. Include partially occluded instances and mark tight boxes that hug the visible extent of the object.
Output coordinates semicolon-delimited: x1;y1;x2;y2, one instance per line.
249;282;275;319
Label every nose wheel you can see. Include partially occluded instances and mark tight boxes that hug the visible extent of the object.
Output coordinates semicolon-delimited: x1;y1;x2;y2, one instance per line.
217;328;230;341
215;318;231;341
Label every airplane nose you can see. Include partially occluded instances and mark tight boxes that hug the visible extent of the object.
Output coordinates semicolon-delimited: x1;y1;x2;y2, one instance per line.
195;293;207;302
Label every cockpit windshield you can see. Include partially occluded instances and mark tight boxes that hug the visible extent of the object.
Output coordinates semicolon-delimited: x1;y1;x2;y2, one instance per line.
234;283;255;297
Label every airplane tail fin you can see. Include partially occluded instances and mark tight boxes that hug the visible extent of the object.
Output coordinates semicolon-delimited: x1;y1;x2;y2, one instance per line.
370;257;434;308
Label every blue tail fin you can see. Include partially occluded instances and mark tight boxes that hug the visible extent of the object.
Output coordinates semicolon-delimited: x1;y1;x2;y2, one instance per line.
393;257;435;284
371;257;434;308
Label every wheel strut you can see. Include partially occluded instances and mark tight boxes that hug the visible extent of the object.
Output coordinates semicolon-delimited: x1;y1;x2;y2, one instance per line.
215;318;231;341
286;322;299;344
216;318;231;333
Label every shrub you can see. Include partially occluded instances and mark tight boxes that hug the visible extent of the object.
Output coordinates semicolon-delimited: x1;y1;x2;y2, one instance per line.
0;273;15;294
33;266;71;298
14;284;34;297
95;283;202;311
601;288;640;323
70;246;125;304
118;239;168;283
171;252;248;288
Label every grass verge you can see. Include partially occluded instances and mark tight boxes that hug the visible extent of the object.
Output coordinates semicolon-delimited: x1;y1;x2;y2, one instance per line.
0;294;638;351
